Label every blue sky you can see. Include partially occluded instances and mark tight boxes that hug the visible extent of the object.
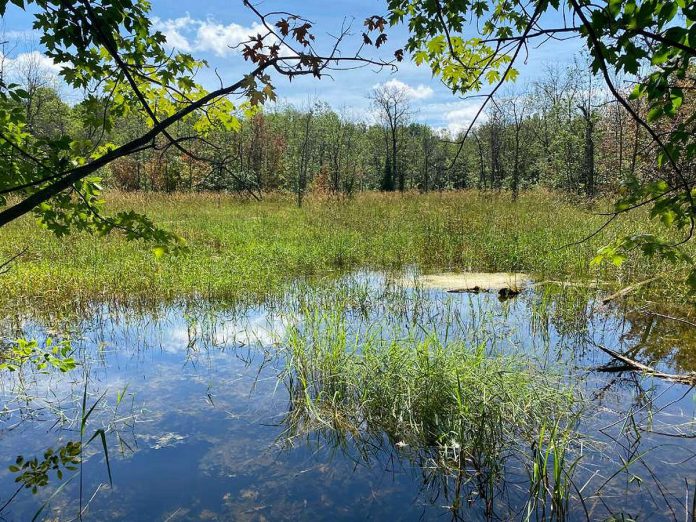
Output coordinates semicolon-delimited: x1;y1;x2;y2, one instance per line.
1;1;585;132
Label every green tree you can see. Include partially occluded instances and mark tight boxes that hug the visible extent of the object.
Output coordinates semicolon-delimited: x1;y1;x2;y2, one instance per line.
386;0;696;282
0;0;397;252
381;155;395;191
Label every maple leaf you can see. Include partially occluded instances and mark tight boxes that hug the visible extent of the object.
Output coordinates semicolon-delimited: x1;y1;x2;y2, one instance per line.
292;23;313;46
275;19;290;36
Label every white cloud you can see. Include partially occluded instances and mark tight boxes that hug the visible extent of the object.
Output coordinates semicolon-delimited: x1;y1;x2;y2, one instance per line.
154;16;195;52
411;100;488;135
164;313;288;352
11;51;61;74
443;102;487;135
374;78;435;100
2;29;41;41
1;51;63;88
196;20;265;57
154;16;265;57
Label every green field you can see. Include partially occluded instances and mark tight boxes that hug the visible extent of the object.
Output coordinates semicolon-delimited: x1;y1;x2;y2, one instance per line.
0;190;689;307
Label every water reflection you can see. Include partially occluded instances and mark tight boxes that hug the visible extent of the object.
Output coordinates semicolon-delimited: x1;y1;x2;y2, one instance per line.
0;272;695;520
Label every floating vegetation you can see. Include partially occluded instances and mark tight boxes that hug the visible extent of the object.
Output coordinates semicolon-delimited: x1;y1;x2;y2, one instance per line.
416;271;532;294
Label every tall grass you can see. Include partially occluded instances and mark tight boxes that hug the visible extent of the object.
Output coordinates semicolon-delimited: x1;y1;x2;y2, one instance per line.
278;298;584;517
0;190;689;308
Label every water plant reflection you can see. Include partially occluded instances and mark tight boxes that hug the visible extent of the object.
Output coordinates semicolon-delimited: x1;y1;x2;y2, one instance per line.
279;301;584;519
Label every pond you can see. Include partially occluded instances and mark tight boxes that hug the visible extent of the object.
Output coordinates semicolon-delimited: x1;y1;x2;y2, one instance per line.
1;271;695;521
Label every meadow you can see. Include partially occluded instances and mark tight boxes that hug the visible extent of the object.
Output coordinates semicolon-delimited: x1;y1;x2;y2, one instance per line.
0;190;689;308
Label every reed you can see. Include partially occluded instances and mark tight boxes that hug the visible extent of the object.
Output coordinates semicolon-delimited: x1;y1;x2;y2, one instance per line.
278;296;584;516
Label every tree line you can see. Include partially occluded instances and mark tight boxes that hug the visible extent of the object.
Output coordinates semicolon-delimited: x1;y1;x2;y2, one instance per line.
15;62;685;206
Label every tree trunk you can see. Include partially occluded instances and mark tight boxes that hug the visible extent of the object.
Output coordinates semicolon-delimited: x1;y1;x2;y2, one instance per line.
579;106;595;198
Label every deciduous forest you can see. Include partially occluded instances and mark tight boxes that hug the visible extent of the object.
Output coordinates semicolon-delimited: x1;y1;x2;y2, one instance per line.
10;58;684;201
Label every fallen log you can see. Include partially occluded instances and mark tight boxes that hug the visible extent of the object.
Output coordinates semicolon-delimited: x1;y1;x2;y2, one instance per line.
595;344;696;385
601;276;660;305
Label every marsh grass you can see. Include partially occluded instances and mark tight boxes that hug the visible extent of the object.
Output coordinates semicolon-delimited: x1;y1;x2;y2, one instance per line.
526;422;584;521
278;297;585;517
0;190;689;309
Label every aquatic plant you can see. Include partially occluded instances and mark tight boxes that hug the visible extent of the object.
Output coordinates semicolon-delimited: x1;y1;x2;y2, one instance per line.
0;338;77;373
279;301;584;516
9;443;82;494
526;422;584;521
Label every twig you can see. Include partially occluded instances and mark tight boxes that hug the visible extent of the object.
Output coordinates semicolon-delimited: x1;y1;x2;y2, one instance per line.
595;344;696;385
555;214;618;250
647;311;696;329
0;246;28;275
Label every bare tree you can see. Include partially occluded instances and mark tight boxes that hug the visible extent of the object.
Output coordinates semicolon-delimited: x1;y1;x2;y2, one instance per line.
5;39;61;134
487;101;505;190
370;83;412;191
296;102;315;207
499;92;529;200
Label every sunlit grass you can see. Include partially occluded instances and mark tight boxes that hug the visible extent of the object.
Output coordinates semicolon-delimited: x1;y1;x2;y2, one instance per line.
278;295;584;517
0;189;689;307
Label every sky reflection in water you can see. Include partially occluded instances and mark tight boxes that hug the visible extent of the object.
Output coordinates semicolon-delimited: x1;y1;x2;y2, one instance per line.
1;272;695;521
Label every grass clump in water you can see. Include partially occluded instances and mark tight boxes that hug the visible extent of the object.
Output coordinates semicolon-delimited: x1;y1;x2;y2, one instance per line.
280;303;584;517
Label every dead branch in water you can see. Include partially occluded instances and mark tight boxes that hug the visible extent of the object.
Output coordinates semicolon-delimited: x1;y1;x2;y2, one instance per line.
601;276;660;305
647;311;696;329
596;344;696;385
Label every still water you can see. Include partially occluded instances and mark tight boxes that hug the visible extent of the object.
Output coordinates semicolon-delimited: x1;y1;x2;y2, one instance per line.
1;272;695;521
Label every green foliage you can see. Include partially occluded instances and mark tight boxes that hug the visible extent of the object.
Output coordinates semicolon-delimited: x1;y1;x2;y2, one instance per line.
0;0;254;254
389;0;522;94
96;67;613;197
387;0;696;286
9;443;82;494
380;156;395;191
592;176;696;287
0;337;77;373
33;176;185;253
581;1;696;275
